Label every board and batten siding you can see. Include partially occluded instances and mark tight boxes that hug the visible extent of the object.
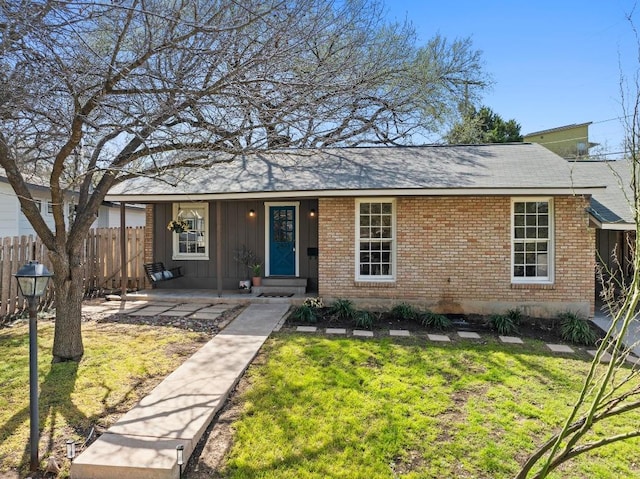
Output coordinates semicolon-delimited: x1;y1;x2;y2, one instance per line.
151;199;319;290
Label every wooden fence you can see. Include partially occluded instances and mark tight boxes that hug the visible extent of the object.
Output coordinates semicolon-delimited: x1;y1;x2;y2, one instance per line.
0;227;146;318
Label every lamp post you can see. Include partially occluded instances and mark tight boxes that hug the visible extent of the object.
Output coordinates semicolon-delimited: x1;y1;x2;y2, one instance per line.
14;261;52;472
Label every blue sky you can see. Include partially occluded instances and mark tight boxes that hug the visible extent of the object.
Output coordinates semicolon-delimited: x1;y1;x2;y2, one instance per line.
386;0;639;156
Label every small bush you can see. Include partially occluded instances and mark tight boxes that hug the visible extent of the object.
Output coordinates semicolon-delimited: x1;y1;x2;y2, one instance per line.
391;303;418;321
291;304;318;323
330;298;357;321
489;312;519;335
419;311;452;331
559;311;596;345
355;310;377;330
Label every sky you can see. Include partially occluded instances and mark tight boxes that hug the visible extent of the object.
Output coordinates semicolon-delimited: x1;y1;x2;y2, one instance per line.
385;0;640;157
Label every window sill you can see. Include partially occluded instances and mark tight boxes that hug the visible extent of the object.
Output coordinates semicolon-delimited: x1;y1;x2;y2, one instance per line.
511;282;555;290
354;280;397;288
172;255;209;261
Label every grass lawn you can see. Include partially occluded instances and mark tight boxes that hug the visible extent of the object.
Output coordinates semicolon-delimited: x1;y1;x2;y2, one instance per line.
0;318;208;478
218;333;640;479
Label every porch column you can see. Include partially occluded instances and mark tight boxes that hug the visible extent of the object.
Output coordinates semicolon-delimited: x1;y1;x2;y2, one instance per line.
120;202;128;299
216;201;223;297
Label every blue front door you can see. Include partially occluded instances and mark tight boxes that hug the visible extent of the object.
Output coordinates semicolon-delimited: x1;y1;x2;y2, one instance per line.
269;206;296;276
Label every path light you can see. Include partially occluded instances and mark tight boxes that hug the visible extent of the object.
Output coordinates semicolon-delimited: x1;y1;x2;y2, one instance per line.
66;439;76;461
176;444;184;479
14;261;53;472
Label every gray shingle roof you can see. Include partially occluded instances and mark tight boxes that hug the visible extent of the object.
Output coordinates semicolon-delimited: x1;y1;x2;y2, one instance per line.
568;160;635;227
106;143;604;200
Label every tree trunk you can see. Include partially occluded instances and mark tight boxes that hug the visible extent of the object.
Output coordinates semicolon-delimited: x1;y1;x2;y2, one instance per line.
49;250;84;362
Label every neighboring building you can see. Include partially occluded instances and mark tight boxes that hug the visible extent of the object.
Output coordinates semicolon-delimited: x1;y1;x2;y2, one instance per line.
524;122;599;159
106;143;607;319
0;174;145;238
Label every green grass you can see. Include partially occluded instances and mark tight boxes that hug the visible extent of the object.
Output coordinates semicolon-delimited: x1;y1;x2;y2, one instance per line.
220;334;640;479
0;319;208;477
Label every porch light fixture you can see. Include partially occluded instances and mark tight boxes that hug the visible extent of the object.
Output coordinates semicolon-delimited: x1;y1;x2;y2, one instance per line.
249;209;256;217
176;444;185;479
14;261;53;472
309;208;316;217
66;439;76;461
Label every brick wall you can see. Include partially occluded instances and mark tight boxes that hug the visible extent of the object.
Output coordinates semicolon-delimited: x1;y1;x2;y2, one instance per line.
318;195;595;318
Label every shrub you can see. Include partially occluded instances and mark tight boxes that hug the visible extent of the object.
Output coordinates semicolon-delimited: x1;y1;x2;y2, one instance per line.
419;311;452;331
291;304;318;323
330;298;357;321
559;311;596;345
489;312;519;335
355;310;377;330
391;302;418;321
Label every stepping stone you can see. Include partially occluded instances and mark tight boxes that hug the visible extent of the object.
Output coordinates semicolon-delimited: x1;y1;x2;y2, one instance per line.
136;306;171;312
457;331;481;339
546;344;574;353
199;307;229;313
189;312;221;320
427;334;450;342
326;328;347;335
158;310;192;317
587;350;613;363
174;304;208;312
499;336;524;344
353;330;374;337
389;330;411;337
297;326;317;333
134;308;172;317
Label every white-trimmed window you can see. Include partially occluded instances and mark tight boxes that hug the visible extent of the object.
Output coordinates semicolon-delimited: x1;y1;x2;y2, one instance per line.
172;203;209;260
356;199;395;281
512;198;553;283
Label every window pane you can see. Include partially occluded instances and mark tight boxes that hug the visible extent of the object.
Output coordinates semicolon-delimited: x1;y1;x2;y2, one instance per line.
514;203;524;214
526;227;536;238
525;265;536;276
538;215;548;226
358;201;393;277
526;202;536;213
515;215;524;226
514;265;524;276
538;228;548;239
526;215;537;226
514;227;524;239
537;202;548;213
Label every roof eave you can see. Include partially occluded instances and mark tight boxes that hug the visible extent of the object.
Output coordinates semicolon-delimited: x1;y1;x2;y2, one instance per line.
105;186;605;203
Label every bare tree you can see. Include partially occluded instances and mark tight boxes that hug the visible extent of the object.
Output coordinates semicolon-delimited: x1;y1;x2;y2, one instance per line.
0;0;487;361
515;24;640;478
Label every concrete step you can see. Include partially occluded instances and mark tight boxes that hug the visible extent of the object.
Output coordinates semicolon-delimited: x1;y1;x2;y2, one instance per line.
252;285;306;296
262;277;307;287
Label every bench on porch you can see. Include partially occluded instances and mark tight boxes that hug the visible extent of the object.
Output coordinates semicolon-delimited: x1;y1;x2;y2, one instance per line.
144;262;183;287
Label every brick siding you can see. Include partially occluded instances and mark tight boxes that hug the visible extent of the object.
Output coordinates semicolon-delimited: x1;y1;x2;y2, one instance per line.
318;196;595;318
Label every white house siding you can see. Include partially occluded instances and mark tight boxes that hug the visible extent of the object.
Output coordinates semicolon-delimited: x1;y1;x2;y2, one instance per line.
0;182;20;237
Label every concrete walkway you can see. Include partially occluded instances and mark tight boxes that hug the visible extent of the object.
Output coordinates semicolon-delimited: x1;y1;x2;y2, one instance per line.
592;307;640;358
71;303;290;479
